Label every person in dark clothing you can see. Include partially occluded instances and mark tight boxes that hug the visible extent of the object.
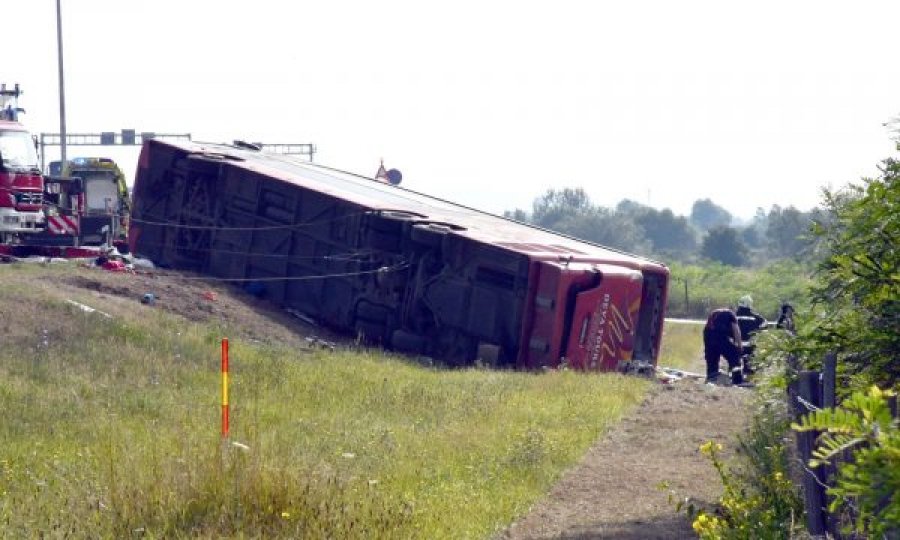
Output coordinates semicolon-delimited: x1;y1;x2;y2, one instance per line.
735;295;768;375
703;307;744;385
736;295;766;333
776;302;796;335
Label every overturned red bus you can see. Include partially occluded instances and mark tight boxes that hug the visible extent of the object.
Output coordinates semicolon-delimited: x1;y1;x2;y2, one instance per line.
129;139;668;371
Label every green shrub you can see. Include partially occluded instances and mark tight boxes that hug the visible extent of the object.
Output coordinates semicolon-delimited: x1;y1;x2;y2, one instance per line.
793;386;900;538
798;156;900;389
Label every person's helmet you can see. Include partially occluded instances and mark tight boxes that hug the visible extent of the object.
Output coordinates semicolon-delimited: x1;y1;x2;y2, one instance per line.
738;295;753;308
781;302;794;313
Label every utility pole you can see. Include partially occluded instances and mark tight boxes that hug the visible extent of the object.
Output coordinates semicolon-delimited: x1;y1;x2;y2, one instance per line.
56;0;67;165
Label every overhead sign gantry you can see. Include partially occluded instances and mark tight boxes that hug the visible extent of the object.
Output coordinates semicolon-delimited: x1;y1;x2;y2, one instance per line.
38;129;317;173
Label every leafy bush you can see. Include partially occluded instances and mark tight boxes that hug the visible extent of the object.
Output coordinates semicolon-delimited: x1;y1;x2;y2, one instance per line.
793;386;900;538
799;155;900;389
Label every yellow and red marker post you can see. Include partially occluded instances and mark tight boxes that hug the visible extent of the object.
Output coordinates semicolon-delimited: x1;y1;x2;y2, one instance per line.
221;337;229;439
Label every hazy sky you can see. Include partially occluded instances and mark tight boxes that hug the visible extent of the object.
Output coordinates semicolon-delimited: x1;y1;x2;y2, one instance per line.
7;0;900;220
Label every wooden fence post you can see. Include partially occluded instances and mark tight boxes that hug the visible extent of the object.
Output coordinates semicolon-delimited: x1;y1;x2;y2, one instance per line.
797;370;828;536
822;353;836;408
820;353;841;537
792;355;895;538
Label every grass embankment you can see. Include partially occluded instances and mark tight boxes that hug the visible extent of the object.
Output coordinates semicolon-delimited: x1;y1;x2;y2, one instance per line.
658;321;704;373
0;265;648;538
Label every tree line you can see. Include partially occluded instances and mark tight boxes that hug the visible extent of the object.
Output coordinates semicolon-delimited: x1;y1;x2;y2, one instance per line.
504;188;826;267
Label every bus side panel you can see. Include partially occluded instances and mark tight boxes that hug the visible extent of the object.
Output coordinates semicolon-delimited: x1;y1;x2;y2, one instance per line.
130;142;531;365
129;139;669;370
417;233;530;365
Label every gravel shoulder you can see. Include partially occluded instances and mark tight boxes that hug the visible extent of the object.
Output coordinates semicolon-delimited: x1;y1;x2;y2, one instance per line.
499;362;752;539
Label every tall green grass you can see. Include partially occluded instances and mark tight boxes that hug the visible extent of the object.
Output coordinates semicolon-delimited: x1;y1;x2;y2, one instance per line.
658;321;704;372
0;270;648;538
667;260;813;319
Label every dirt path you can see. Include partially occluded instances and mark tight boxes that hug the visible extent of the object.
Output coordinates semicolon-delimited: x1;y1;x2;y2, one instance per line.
499;372;752;539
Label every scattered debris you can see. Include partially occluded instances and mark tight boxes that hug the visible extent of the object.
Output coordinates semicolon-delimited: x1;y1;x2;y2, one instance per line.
19;256;69;265
65;299;112;318
656;366;705;384
140;293;157;306
101;260;127;272
131;257;155;269
305;336;336;351
202;291;218;301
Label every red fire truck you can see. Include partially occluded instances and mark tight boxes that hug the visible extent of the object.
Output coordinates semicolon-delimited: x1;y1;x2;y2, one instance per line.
130;138;669;371
0;119;44;243
0;83;43;242
0;84;130;258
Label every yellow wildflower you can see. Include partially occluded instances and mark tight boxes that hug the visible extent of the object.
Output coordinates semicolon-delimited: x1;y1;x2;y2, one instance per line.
699;441;723;456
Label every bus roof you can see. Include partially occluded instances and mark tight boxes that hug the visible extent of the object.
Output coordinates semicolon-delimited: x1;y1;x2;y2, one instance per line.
146;138;667;271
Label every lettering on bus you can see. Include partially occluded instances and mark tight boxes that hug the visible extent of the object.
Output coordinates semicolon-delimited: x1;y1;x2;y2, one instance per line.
600;303;634;361
589;293;611;369
589;295;635;369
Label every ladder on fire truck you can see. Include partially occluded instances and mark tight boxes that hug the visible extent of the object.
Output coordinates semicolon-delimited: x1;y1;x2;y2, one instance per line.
0;83;24;122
